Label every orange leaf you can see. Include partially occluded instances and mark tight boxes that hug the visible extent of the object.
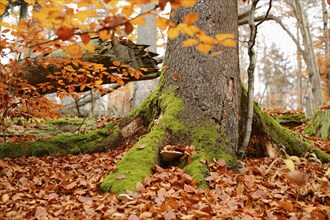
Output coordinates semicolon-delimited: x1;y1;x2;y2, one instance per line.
222;39;236;47
168;27;180;39
184;13;198;25
199;35;217;45
196;43;212;54
80;33;90;45
182;38;199;47
130;16;146;25
155;17;169;31
56;26;74;41
279;201;294;211
181;0;196;7
215;33;235;41
113;60;121;66
99;30;111;41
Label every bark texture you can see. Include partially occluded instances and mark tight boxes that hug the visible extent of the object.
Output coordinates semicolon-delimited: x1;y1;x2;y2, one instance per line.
164;0;242;153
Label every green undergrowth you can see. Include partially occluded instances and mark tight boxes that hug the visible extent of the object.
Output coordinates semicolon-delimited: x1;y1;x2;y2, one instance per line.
0;123;122;159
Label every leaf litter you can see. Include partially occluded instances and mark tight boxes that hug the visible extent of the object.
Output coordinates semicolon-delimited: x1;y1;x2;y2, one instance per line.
0;145;329;219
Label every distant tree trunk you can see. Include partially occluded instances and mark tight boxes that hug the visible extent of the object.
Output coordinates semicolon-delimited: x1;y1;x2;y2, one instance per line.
322;0;330;104
131;2;159;110
292;0;323;108
296;25;304;109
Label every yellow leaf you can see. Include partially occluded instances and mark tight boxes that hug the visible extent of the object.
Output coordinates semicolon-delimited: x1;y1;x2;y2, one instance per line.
182;38;199;47
81;43;95;53
178;23;195;37
95;79;103;85
211;51;223;57
95;2;104;9
155;17;169;31
184;13;198;25
99;30;111;41
196;43;212;54
0;21;11;28
181;0;195;7
284;159;295;172
199;35;217;45
215;33;235;41
75;10;98;22
222;39;236;47
0;0;7;16
130;16;146;26
168;27;180;39
122;6;133;17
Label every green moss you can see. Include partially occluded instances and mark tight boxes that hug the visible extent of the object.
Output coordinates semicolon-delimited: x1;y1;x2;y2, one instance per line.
254;103;312;156
185;153;209;189
0;123;122;159
47;118;86;126
100;128;165;194
273;113;306;125
100;83;187;194
304;109;330;139
314;148;330;163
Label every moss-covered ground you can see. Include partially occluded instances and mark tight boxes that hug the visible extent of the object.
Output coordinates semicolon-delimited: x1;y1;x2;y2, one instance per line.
0;123;122;159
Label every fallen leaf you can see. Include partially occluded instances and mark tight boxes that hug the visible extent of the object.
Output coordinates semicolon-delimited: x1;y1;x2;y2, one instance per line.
279;200;294;211
116;174;126;180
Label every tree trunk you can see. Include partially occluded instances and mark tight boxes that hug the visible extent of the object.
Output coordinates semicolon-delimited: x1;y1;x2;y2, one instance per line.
99;1;327;194
292;0;323;108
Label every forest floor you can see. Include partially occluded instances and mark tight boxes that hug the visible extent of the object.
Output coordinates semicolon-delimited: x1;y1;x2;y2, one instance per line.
0;113;329;219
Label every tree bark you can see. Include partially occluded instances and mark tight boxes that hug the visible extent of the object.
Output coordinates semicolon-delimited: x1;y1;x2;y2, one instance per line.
99;1;327;194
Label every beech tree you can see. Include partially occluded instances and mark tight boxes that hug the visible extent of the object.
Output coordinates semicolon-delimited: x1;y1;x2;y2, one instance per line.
0;0;328;195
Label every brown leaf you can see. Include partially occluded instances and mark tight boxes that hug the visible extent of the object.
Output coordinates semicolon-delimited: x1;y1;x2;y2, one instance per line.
63;181;77;190
124;22;134;35
279;200;294;211
116;174;126;180
164;210;176;220
34;207;48;218
136;182;145;192
2;194;9;203
286;171;306;187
